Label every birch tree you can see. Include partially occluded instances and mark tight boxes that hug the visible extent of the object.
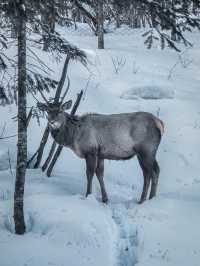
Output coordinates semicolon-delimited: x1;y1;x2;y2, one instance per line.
14;0;27;235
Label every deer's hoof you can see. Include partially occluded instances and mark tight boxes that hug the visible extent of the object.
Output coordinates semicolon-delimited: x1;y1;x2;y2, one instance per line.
149;194;156;200
138;199;145;204
102;197;108;204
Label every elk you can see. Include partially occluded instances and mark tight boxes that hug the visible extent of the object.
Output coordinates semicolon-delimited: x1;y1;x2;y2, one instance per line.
37;85;164;204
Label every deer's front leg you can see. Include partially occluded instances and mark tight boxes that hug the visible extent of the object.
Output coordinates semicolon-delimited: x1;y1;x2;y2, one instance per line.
85;153;97;197
96;158;108;203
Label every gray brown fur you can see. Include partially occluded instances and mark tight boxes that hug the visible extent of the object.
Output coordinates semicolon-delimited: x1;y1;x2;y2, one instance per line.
38;101;164;204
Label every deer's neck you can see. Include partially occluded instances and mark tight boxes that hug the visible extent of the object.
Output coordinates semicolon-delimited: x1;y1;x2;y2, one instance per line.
50;116;79;147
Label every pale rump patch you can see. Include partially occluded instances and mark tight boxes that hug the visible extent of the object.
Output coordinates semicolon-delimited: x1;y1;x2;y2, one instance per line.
155;119;165;136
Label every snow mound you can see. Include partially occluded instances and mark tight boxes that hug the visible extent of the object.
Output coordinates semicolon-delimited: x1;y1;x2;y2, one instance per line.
121;86;175;100
4;213;33;234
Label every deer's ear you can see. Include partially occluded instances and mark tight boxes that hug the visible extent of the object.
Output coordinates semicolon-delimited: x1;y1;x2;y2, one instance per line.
37;102;48;112
61;100;72;110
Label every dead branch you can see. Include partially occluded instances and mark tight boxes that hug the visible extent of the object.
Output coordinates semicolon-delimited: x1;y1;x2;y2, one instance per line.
46;90;84;177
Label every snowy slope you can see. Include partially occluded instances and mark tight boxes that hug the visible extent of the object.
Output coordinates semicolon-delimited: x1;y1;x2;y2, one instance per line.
0;23;200;266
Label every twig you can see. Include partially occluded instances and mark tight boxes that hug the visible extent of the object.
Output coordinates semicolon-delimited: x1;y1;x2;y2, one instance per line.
0;122;6;138
27;47;53;73
7;149;13;178
168;48;191;80
29;89;40;103
0;134;17;140
71;90;84;115
111;56;126;74
83;75;92;101
27;62;50;76
26;107;33;128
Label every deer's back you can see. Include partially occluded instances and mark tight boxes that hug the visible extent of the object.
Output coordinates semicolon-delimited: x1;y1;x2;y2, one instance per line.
73;112;161;160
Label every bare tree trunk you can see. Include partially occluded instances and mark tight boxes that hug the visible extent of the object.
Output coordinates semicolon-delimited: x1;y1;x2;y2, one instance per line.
74;0;98;34
42;140;57;172
192;0;199;15
14;0;27;235
33;125;50;168
115;4;121;28
97;0;104;49
32;54;71;169
129;3;134;28
54;54;71;103
47;145;63;177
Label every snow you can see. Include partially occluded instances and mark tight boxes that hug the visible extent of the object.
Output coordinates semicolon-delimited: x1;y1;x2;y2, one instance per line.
0;23;200;266
121;85;175;100
0;170;118;266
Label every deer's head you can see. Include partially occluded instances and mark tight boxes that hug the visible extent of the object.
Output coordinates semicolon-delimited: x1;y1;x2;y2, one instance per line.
37;100;72;129
37;76;72;129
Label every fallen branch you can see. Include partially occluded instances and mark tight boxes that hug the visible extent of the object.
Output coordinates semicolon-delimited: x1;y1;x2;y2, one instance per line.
0;134;17;140
7;149;14;177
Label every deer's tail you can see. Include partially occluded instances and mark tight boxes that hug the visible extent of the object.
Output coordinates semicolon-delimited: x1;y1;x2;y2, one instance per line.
155;118;165;137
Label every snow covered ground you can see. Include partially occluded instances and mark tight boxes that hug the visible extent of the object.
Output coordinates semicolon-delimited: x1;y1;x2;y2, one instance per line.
0;23;200;266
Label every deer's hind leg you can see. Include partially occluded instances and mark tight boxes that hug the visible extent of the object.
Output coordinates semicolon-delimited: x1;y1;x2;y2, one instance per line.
85;154;97;197
149;160;160;199
95;158;108;203
137;152;154;204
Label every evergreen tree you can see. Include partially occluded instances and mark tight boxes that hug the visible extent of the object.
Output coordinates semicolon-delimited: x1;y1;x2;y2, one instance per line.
0;0;86;234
